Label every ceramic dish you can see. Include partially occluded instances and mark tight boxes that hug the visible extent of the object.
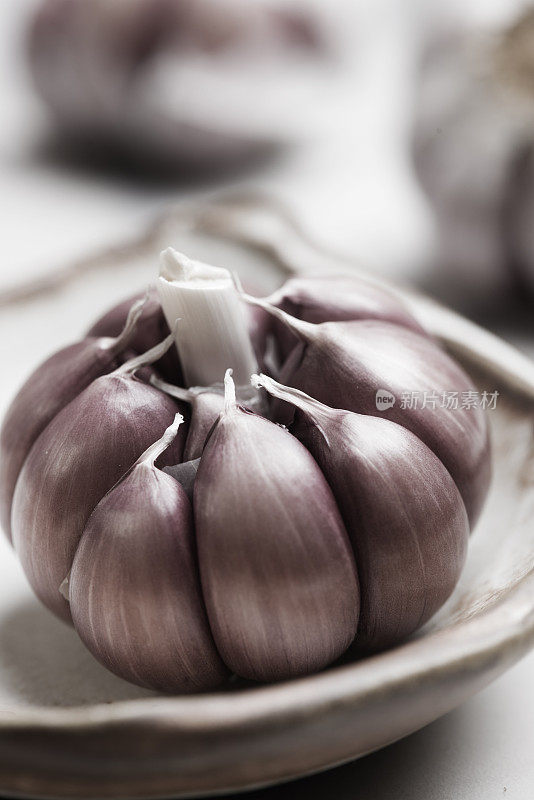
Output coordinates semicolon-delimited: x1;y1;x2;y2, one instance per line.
0;196;533;799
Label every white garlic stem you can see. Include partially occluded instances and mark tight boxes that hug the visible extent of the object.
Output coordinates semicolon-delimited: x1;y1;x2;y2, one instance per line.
157;248;258;392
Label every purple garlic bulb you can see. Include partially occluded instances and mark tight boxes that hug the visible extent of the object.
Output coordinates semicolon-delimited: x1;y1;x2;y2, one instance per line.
1;251;492;692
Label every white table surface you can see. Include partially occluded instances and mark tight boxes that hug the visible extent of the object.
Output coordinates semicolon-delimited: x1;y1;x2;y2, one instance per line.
0;1;532;798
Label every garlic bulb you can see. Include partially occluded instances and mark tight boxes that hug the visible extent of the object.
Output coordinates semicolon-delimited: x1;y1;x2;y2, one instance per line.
1;250;491;691
412;9;534;307
28;0;328;169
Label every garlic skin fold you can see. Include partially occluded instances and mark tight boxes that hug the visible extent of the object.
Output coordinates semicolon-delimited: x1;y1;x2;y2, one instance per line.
149;377;226;461
1;255;492;692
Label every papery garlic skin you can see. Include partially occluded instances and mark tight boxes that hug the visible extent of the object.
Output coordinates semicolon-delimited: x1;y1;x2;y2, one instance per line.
12;353;186;622
164;458;200;502
194;372;359;682
70;416;227;692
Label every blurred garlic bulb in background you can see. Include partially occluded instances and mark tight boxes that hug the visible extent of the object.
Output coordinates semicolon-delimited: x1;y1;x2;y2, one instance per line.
412;5;534;312
28;0;335;170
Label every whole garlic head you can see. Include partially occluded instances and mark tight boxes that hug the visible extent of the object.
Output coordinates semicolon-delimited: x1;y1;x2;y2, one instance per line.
0;258;491;691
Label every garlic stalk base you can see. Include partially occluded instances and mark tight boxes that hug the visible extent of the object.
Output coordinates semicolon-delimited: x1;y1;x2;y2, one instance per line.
157;248;258;393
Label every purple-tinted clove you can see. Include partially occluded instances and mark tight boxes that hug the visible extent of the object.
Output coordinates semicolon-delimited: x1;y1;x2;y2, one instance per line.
194;370;359;682
0;298;146;542
150;377;225;461
11;332;187;622
253;374;469;650
69;415;227;692
265;274;427;362
245;296;490;527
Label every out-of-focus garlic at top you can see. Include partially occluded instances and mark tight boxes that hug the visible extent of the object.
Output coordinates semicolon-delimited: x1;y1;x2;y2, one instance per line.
412;8;534;310
28;0;333;169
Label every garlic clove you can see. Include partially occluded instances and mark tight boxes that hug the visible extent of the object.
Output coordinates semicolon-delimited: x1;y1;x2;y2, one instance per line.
163;457;200;502
253;375;470;650
11;336;188;622
70;415;227;692
266;274;427;362
281;319;490;527
194;370;359;683
0;298;146;542
245;296;490;528
183;391;225;460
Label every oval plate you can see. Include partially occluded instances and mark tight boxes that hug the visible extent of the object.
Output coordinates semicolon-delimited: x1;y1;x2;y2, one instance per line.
0;196;533;799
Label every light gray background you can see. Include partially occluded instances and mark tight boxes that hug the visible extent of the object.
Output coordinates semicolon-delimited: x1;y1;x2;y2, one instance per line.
0;1;532;798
